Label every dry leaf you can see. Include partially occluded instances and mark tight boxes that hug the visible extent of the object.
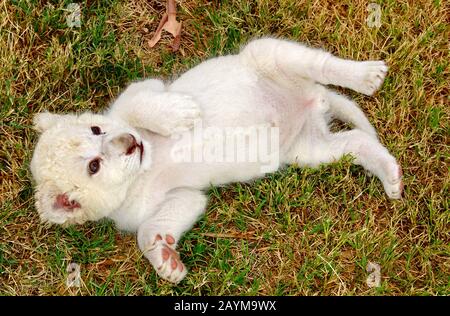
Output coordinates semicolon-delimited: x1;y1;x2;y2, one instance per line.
148;0;182;52
148;13;168;48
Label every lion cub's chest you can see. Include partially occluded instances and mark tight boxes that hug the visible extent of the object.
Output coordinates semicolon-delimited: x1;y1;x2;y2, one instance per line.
107;175;167;232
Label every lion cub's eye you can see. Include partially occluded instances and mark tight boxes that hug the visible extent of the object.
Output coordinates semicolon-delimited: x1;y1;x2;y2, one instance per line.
91;126;102;135
88;158;101;175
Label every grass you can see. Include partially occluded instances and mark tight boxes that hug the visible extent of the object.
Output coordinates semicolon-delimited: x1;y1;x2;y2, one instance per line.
0;0;448;295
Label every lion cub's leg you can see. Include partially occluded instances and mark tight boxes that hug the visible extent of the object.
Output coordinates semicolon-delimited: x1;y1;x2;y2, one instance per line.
137;188;207;283
240;38;388;95
108;79;202;136
287;129;403;199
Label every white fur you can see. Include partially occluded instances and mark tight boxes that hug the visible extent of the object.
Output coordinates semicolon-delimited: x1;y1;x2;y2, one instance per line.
30;38;402;283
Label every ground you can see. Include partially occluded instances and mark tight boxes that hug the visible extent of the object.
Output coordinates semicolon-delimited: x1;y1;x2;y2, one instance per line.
0;0;448;295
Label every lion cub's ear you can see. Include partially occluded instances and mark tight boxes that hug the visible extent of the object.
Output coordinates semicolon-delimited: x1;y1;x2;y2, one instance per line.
35;181;81;223
33;112;64;133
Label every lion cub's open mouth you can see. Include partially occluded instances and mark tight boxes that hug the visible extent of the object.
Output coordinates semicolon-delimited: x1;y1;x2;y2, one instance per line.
138;142;144;164
125;134;144;164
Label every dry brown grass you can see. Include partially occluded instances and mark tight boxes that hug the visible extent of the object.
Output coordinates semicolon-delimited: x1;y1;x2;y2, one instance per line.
0;0;448;295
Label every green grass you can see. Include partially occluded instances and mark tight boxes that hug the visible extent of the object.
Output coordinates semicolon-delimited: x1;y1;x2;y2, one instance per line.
0;0;449;295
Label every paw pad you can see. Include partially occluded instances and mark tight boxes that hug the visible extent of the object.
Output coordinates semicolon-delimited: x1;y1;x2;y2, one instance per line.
144;233;187;283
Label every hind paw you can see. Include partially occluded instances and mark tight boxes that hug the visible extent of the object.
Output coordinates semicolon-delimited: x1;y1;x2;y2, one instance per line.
382;164;403;199
352;61;388;96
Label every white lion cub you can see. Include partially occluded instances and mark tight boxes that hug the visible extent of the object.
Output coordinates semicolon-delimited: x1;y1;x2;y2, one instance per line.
30;38;403;283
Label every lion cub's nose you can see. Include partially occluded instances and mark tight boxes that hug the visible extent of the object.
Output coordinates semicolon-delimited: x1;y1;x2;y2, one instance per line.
110;133;137;155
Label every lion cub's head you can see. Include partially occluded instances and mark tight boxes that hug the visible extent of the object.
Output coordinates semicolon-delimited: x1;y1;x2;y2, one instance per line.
30;112;152;226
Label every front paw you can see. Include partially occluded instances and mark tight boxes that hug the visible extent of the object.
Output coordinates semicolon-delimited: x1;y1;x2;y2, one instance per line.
159;95;202;136
142;234;187;284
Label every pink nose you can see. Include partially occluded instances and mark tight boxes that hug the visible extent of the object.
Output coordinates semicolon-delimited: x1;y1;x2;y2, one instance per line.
109;133;140;156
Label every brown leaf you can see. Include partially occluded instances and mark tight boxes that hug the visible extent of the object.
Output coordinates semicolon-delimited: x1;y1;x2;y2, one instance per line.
148;13;168;48
148;0;182;51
